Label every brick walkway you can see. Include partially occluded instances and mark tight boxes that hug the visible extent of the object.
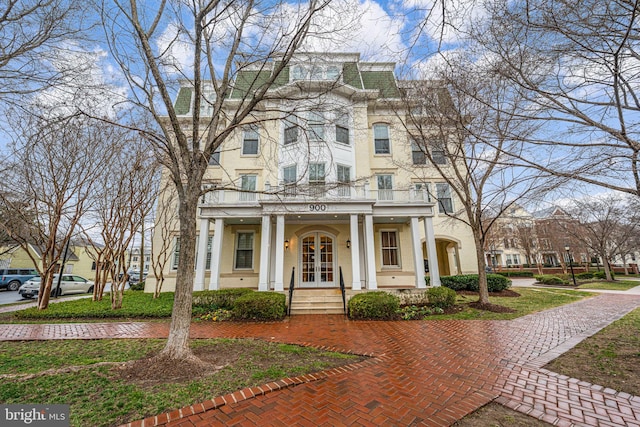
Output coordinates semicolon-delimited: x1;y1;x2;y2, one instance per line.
1;294;640;426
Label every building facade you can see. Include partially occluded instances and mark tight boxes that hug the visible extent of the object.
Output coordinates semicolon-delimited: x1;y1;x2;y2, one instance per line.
147;53;478;295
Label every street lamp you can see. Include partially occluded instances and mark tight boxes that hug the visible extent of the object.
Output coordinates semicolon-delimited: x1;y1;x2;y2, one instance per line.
564;245;577;286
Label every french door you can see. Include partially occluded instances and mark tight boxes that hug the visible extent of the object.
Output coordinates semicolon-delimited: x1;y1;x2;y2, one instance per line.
300;233;335;287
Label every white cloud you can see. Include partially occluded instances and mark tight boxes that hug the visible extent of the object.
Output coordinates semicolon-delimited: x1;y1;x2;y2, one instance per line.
34;43;128;118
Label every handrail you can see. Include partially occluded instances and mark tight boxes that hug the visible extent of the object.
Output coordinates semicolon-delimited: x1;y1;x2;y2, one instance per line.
287;267;295;316
339;266;346;315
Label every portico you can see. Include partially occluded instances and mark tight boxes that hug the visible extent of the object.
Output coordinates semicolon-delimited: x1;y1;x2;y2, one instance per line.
193;187;441;292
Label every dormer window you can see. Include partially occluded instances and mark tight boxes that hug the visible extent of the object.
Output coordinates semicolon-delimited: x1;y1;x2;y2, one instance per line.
291;64;342;82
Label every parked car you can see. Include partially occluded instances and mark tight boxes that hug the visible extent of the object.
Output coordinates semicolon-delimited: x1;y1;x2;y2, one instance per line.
0;268;39;291
18;275;94;299
127;270;147;284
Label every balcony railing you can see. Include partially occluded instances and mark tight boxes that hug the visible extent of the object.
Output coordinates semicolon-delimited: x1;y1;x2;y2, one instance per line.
201;183;432;205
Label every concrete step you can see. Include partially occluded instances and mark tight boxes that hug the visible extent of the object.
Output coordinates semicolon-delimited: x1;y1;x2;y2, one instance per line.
288;288;346;315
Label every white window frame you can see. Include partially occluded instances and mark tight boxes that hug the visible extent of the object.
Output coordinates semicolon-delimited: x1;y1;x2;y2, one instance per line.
308;112;325;141
171;237;180;270
283;164;297;196
284;115;298;145
337;164;351;197
309;162;326;197
380;230;400;268
242;127;259;156
239;174;257;202
335;111;350;145
373;123;391;154
377;174;394;201
234;231;255;270
436;182;453;214
411;140;426;165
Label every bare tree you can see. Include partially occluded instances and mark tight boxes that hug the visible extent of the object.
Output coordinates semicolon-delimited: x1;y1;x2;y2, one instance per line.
0;113;111;309
564;195;639;281
150;180;179;298
401;53;551;305
81;128;158;307
99;0;336;361
477;0;640;197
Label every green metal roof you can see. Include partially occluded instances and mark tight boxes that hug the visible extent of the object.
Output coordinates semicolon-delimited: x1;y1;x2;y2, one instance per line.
174;87;193;115
361;71;400;98
342;62;363;89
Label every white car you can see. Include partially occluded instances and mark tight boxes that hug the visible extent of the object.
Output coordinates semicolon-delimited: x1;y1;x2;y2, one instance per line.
18;275;94;298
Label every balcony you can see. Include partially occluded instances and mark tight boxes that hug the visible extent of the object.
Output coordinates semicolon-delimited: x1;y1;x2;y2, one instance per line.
201;182;432;205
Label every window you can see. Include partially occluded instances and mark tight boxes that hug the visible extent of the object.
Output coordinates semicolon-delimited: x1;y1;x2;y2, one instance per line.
209;145;221;166
432;149;446;165
240;175;257;201
235;232;254;269
283;164;297;196
171;237;180;270
373;124;390;154
309;163;325;197
381;231;399;267
308;112;324;141
335;112;349;144
310;65;323;79
326;66;340;80
411;140;426;164
414;182;431;201
292;65;307;80
91;261;96;271
377;174;393;201
284;116;298;145
337;164;351;197
242;127;259;155
436;183;453;213
205;236;213;269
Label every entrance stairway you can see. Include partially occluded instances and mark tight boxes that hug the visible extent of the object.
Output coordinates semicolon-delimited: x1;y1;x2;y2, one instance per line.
288;288;345;315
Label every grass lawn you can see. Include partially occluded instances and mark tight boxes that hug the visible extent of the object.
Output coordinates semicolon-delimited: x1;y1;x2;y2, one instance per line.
545;306;640;396
0;338;362;427
429;288;594;321
577;280;640;291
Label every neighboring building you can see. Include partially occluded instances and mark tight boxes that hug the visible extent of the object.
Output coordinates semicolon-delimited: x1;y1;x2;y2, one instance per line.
129;248;150;273
147;52;478;297
0;242;97;279
486;206;595;270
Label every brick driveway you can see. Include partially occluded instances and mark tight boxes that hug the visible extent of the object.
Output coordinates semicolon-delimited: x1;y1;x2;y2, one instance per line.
1;293;640;426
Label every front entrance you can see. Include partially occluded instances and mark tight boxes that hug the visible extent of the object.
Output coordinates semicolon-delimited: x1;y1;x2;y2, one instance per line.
300;233;335;287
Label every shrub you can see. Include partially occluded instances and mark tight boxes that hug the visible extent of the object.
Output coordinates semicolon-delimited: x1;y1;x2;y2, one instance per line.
535;275;568;286
576;272;594;280
192;288;254;314
593;271;614;280
398;305;444;320
495;271;534;278
440;274;512;292
129;281;145;291
427;286;457;309
231;291;286;321
348;291;399;320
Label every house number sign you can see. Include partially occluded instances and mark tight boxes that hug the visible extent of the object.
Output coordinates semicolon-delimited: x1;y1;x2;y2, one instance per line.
309;204;327;211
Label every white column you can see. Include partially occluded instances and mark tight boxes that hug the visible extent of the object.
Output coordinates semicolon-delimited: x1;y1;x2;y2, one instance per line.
364;214;377;289
423;216;441;286
410;217;426;288
208;218;224;290
258;215;271;291
274;215;285;291
194;218;209;291
350;214;361;290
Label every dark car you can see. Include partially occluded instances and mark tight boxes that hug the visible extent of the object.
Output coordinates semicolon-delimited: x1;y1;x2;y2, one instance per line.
0;268;39;291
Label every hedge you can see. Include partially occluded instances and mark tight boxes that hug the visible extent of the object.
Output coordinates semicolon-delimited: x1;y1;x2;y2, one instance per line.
426;287;457;309
534;275;568;286
192;288;254;315
495;271;534;278
433;274;512;292
231;291;286;321
348;291;399;320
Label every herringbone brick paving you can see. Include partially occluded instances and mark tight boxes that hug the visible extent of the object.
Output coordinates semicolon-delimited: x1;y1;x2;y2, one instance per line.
1;293;640;426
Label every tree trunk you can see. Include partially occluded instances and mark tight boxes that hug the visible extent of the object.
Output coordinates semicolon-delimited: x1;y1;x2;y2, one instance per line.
473;233;490;304
160;187;199;360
